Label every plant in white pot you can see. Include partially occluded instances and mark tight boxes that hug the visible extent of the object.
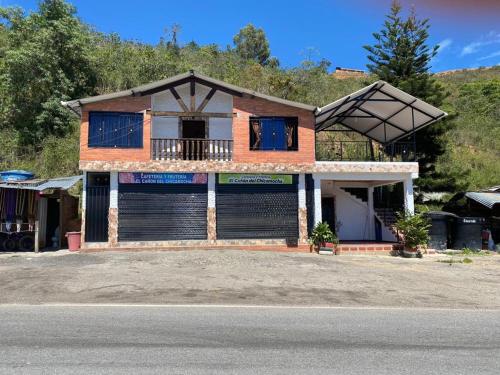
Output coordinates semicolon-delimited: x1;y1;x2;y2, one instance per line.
394;211;430;258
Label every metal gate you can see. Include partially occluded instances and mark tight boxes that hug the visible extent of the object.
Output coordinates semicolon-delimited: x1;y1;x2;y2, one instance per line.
216;178;298;239
85;186;110;242
118;184;207;241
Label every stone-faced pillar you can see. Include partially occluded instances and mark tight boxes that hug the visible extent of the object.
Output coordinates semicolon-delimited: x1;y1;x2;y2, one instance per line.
207;173;216;242
108;171;119;247
298;174;308;244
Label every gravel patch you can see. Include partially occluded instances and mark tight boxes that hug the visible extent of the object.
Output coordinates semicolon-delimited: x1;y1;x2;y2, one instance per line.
1;249;499;308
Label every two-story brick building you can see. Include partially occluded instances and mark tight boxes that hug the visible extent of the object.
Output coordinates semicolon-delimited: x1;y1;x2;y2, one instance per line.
62;70;446;251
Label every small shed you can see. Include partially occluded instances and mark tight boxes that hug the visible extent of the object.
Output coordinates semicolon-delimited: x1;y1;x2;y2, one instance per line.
443;187;500;248
425;211;458;251
0;174;82;252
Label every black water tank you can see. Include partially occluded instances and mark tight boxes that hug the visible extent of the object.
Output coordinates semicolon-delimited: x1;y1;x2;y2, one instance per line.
452;217;486;250
426;211;457;251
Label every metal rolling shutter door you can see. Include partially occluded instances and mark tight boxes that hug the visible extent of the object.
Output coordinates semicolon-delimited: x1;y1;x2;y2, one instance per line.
216;180;298;239
118;184;207;241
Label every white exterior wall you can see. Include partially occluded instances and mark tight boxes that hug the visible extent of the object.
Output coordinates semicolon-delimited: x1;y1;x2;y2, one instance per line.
151;83;233;141
151;116;178;139
320;181;371;241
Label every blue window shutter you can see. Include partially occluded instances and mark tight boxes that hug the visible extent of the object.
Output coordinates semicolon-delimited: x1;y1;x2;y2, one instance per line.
88;112;143;148
259;118;287;150
273;118;287;150
261;118;274;150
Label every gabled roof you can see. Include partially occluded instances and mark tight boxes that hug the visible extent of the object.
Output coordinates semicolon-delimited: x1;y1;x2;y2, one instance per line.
315;81;448;144
61;70;316;112
61;72;448;145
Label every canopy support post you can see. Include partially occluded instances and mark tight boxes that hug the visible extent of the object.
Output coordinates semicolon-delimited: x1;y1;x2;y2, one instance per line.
411;107;417;162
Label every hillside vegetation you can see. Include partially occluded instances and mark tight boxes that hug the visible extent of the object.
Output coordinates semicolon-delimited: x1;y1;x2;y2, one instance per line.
0;1;498;198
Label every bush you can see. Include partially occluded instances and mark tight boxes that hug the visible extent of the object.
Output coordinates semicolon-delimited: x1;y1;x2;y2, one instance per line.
309;222;338;247
394;211;430;250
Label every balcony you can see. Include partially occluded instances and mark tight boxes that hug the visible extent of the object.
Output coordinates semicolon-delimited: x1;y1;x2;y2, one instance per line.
151;138;233;161
316;141;416;162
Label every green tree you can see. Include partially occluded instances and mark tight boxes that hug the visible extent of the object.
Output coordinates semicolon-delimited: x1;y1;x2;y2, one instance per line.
363;0;452;192
233;23;271;65
0;0;96;146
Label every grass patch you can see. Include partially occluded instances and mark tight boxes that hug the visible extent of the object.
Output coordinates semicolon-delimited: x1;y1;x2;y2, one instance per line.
437;258;464;264
437;255;475;265
444;248;491;256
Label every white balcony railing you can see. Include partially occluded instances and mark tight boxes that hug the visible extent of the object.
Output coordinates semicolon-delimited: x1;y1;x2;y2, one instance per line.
151;138;233;161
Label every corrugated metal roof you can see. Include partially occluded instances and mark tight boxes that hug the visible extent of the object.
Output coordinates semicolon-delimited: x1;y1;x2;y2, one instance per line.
0;175;82;191
61;70;316;112
315;81;448;144
465;192;500;209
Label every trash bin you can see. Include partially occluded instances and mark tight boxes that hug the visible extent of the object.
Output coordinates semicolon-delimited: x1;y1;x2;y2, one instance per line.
65;232;81;251
452;217;485;250
425;211;457;251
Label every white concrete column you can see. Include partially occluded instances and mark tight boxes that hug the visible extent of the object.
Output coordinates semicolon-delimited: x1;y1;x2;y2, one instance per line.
298;174;306;209
313;175;322;225
403;176;415;214
82;172;87;210
109;172;118;209
367;186;375;240
207;173;216;208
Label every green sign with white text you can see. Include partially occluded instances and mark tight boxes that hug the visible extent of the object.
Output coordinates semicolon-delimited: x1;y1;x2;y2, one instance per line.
218;174;293;185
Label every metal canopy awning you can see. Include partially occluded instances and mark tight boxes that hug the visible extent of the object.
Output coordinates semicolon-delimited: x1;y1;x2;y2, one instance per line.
0;175;82;191
315;81;447;144
466;192;500;210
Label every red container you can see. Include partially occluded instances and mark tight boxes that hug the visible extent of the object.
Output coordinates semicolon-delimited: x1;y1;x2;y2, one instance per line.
66;232;81;251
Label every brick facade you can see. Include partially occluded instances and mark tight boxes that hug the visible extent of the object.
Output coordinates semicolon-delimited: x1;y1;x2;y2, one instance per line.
232;96;315;164
80;96;151;162
79;91;316;165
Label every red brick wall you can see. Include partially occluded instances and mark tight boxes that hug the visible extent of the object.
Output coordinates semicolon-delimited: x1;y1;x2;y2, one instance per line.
80;96;151;162
233;96;315;164
79;93;316;165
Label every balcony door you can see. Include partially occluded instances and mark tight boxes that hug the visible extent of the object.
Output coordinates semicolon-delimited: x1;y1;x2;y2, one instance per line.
181;119;206;160
182;119;206;139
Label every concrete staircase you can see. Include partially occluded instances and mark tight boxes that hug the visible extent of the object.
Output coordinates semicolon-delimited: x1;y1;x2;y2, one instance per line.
374;207;400;241
339;187;397;242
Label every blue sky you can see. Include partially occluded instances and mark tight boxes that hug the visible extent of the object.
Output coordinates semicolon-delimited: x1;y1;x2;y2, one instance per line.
1;0;500;72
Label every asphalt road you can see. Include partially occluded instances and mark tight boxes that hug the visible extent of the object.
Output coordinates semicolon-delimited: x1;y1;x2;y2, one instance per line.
0;305;499;374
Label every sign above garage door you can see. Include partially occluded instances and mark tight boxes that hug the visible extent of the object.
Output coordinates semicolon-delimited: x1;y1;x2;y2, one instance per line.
119;172;207;184
218;174;293;185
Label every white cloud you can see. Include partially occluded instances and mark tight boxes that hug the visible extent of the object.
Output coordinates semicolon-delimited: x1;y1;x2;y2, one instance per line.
461;31;500;56
437;38;453;53
478;50;500;61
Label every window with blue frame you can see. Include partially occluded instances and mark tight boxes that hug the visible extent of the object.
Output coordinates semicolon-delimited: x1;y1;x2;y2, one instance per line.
249;117;298;151
88;111;143;148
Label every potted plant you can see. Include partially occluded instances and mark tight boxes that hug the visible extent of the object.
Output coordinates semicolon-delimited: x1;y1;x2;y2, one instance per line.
394;211;430;258
309;222;339;254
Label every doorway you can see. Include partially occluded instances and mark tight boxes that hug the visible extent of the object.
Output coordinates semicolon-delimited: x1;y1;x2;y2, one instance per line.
182;119;206;139
321;197;336;232
181;119;206;160
46;197;60;248
85;172;110;242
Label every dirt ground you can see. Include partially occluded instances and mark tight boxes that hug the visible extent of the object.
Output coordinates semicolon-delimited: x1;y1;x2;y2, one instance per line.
0;249;499;308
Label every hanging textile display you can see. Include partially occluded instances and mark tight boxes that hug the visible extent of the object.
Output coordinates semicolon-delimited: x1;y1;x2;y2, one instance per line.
27;190;37;231
5;189;16;231
15;189;27;232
